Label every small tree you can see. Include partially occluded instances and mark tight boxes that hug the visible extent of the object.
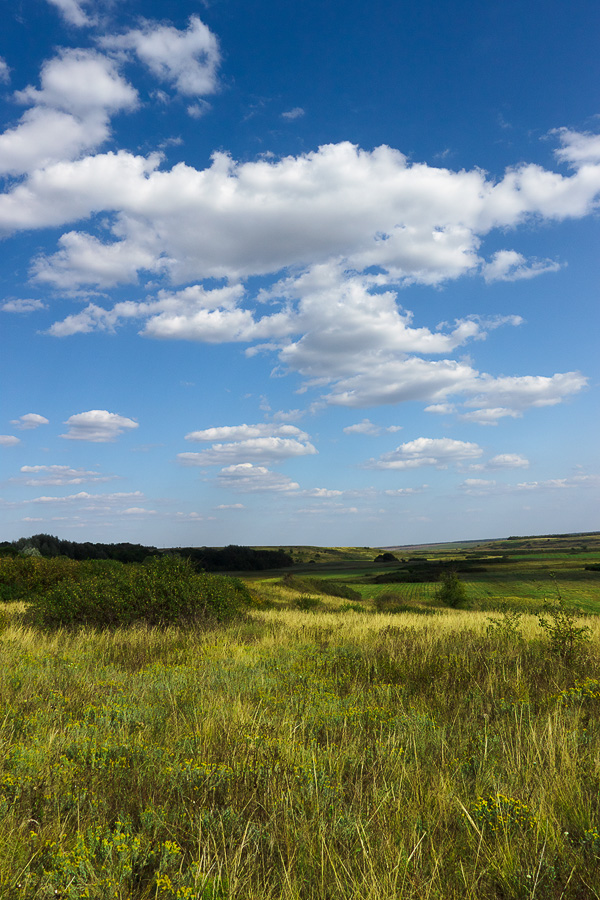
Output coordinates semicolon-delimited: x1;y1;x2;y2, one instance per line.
436;570;467;608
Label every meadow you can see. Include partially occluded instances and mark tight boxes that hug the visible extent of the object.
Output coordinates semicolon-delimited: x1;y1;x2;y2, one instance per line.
1;534;600;899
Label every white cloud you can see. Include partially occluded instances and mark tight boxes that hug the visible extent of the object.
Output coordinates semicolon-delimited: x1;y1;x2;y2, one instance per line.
2;298;46;313
458;407;523;425
424;403;456;415
185;423;309;442
187;101;211;119
459;473;600;496
482;250;561;283
34;230;166;289
216;503;245;509
216;463;300;493
32;490;144;504
120;507;156;516
516;474;600;491
15;49;138;116
343;418;381;435
178;436;317;466
46;0;96;27
101;16;220;97
61;410;138;442
11;413;49;430
302;488;344;498
0;110;593;422
20;464;117;486
0;58;10;84
0;435;20;446
282;107;305;120
384;486;427;495
487;453;530;469
343;418;403;435
5;130;600;281
553;127;600;167
463;372;587;412
367;437;483;470
0;50;137;177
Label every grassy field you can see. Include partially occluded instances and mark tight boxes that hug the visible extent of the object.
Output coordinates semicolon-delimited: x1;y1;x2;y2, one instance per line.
252;533;600;616
1;533;600;898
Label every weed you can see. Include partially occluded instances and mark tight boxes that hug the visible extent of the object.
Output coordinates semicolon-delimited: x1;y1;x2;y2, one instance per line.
537;578;591;662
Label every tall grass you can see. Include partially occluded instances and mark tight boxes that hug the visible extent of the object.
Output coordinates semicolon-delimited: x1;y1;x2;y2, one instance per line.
1;601;600;898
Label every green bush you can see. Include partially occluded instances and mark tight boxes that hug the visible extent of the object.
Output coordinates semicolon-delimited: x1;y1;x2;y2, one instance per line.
293;595;324;611
25;556;252;628
0;555;81;602
435;571;468;608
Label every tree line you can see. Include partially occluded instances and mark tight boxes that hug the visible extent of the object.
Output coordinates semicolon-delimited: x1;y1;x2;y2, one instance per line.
0;534;293;571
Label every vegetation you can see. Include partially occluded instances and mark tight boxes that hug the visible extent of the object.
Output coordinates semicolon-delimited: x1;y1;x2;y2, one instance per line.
1;556;252;628
1;601;600;898
435;570;468;608
0;531;599;898
0;535;293;572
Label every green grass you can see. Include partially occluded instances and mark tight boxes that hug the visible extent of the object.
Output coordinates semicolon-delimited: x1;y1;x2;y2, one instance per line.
1;533;600;898
2;603;600;899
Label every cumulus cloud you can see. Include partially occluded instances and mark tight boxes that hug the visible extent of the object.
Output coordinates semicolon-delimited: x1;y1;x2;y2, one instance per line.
0;58;10;84
16;49;138;116
6;130;600;280
343;418;402;435
0;435;20;446
0;84;594;425
20;464;117;486
487;453;530;469
185;423;309;442
367;437;483;470
216;503;246;509
11;413;49;430
216;463;300;493
101;16;220;97
0;50;137;177
424;403;456;415
482;250;561;283
1;298;46;313
553;127;600;167
343;418;382;435
178;436;316;466
463;372;587;412
32;490;144;504
46;0;96;27
61;409;138;442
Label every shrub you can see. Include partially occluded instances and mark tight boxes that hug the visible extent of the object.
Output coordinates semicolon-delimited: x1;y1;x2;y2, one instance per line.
537;594;591;662
293;595;324;611
25;556;252;628
435;571;467;608
0;555;81;602
375;592;411;613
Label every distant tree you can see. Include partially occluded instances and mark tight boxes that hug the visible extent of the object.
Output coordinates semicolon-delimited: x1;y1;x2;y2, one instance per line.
435;571;467;608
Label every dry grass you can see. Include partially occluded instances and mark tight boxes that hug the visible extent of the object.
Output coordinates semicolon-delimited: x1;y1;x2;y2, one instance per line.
1;594;600;899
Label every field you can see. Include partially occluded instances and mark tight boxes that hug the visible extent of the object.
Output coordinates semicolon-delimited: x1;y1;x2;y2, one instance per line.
1;532;600;898
251;532;600;615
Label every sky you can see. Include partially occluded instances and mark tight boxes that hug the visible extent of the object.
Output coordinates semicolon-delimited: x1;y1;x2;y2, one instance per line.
0;0;599;548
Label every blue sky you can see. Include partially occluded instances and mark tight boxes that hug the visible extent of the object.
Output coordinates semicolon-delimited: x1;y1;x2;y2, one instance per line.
1;0;599;547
